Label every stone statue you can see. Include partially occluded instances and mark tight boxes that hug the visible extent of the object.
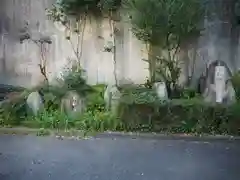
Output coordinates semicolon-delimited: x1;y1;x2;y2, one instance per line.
61;90;85;116
26;91;44;115
203;63;236;105
104;84;121;113
153;82;168;101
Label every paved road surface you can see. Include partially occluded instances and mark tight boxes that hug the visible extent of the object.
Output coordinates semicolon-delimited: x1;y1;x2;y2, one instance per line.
0;135;240;180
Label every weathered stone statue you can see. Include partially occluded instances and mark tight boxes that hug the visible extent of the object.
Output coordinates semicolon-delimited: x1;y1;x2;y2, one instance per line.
153;82;168;101
61;90;85;116
26;91;44;115
203;62;236;105
104;84;121;113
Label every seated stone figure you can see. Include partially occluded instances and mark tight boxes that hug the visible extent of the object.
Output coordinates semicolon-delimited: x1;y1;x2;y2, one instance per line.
61;90;85;116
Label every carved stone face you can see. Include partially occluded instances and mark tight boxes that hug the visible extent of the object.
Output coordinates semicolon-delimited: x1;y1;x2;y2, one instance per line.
71;96;79;111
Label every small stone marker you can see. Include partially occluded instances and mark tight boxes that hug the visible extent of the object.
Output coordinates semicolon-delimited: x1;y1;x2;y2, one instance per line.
61;91;86;116
26;91;44;115
104;84;121;113
153;82;168;100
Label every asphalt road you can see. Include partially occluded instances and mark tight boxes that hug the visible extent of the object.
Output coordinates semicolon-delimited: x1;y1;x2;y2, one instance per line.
0;135;240;180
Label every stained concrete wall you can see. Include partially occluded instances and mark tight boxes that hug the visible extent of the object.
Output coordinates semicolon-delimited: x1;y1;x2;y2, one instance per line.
0;0;239;88
0;0;148;87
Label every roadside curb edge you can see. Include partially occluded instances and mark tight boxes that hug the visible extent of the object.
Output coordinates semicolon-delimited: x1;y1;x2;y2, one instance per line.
0;127;240;141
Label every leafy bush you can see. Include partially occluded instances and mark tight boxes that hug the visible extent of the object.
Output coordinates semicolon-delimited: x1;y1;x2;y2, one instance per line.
118;97;240;135
86;84;106;112
2;80;239;136
74;110;121;131
0;91;29;126
59;68;94;96
29;68;94;111
231;71;240;101
22;109;121;133
181;87;199;99
22;110;73;130
122;89;158;105
30;83;66;111
0;67;94;126
52;0;121;17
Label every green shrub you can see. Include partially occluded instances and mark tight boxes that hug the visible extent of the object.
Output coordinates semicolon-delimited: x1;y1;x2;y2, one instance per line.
59;68;94;96
118;98;240;135
86;84;106;112
22;108;121;133
31;83;66;111
181;87;198;99
231;71;240;101
22;109;73;130
119;85;161;104
29;67;94;111
74;110;121;132
0;91;29;126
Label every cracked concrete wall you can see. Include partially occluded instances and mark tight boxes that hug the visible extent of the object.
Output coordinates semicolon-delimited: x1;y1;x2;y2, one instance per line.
0;0;148;88
0;0;239;88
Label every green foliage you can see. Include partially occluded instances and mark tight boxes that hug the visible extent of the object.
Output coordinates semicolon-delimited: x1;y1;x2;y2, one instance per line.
99;0;122;12
58;68;94;96
123;0;204;84
22;109;76;130
57;0;101;16
120;86;160;104
22;109;121;133
33;67;94;111
0;91;29;126
86;84;106;112
155;57;181;84
231;71;240;101
52;0;121;17
75;110;121;131
0;67;94;127
124;0;204;47
118;97;240;135
181;87;198;99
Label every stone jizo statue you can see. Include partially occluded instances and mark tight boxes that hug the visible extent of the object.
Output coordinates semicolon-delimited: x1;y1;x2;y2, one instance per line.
104;84;121;113
203;63;236;105
153;82;168;100
26;91;44;115
61;90;85;116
